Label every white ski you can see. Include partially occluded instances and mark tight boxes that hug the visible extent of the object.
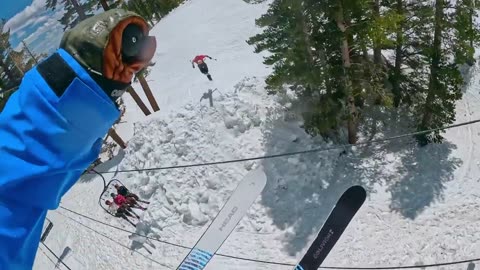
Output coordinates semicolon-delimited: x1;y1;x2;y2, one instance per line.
177;167;267;270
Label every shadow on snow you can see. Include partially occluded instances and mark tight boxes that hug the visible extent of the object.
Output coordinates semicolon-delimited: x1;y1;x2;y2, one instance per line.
259;102;461;256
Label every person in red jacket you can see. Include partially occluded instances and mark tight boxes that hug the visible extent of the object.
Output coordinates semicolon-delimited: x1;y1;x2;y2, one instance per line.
192;54;215;81
105;200;137;226
114;183;150;204
111;192;127;205
111;193;146;210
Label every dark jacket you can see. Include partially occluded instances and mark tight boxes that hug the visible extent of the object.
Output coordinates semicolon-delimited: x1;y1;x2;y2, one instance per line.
118;186;129;196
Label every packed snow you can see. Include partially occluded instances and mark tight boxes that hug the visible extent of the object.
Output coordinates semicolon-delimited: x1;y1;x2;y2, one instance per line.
33;0;480;269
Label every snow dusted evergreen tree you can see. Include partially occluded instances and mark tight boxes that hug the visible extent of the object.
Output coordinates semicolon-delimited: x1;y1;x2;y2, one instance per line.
248;0;335;136
249;0;480;145
248;0;396;143
415;0;480;145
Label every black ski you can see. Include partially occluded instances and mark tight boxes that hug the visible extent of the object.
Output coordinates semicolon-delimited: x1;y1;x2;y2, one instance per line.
294;185;366;270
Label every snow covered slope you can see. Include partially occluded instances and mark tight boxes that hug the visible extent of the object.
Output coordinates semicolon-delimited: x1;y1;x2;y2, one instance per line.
33;0;480;269
120;0;271;125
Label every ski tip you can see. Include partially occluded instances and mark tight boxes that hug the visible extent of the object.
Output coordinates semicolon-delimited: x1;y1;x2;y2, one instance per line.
347;185;366;194
342;185;367;203
246;166;268;188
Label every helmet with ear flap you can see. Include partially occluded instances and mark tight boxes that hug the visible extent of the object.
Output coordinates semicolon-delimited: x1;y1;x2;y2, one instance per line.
103;15;156;83
59;9;156;101
59;8;156;84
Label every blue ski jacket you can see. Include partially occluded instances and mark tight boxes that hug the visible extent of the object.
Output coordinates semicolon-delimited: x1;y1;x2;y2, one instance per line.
0;49;120;269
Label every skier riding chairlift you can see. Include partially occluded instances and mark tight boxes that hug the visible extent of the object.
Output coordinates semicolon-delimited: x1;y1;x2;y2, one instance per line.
105;200;137;227
114;183;150;204
111;193;147;210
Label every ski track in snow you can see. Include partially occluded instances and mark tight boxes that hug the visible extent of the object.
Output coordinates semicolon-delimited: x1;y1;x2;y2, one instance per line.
458;95;473;183
33;0;480;269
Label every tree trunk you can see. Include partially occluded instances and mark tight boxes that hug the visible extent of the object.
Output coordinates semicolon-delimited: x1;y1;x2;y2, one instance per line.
99;0;110;11
420;0;443;133
295;1;316;93
392;0;404;107
335;2;357;144
21;41;38;65
68;0;87;20
373;0;382;65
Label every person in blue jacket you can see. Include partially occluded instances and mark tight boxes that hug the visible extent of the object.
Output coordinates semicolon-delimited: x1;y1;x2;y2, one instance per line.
0;9;156;269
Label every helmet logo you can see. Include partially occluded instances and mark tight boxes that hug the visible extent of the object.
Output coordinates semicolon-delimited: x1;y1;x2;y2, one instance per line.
91;21;108;36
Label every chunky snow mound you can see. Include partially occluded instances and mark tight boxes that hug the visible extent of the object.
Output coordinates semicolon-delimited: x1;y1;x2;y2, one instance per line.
37;67;480;269
117;76;340;257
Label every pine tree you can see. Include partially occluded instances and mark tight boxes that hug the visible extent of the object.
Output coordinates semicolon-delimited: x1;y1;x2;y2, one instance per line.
389;0;405;107
453;0;480;65
247;0;342;136
146;0;162;21
0;19;19;110
98;0;121;10
0;21;21;88
46;0;96;30
119;0;183;23
248;0;480;145
415;0;474;145
248;0;398;143
8;48;40;75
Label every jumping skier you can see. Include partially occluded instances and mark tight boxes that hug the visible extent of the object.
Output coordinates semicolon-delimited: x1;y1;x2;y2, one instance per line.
192;54;215;81
0;9;156;269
